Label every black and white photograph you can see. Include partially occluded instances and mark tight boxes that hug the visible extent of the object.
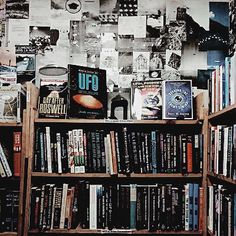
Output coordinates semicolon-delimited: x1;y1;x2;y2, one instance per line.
0;0;5;20
133;51;150;73
199;1;229;51
29;26;51;55
5;0;29;19
0;47;16;84
138;0;165;16
118;51;132;74
166;49;181;71
99;0;118;23
119;0;137;16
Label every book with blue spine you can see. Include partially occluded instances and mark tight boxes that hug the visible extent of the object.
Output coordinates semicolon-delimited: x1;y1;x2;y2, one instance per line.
188;183;194;231
193;183;199;231
130;184;136;229
150;131;157;174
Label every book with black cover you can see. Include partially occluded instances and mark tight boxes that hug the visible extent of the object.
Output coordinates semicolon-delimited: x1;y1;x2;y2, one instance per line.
38;78;68;119
68;65;107;119
131;80;162;120
162;80;193;119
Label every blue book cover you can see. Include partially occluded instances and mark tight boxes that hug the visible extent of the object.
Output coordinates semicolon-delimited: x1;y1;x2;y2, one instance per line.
193;183;199;231
151;131;157;173
189;183;194;231
163;80;193;120
130;184;137;229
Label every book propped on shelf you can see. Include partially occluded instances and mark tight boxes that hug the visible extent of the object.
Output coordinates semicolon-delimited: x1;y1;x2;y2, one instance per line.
38;78;68;119
0;83;23;122
68;65;107;119
162;80;193;120
131;80;162;120
0;142;12;178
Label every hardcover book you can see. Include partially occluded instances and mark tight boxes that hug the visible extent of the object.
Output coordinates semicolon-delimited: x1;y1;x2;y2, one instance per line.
162;80;193;120
68;65;107;119
38;78;68;119
131;80;162;120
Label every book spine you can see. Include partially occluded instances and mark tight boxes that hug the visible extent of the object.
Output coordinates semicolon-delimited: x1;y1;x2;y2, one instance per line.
149;186;157;231
130;184;136;229
78;129;85;173
13;131;21;176
193;183;199;231
122;127;130;174
5;191;13;231
59;183;68;229
199;187;204;232
187;135;193;173
89;185;97;229
110;131;118;175
38;185;45;229
61;133;69;173
185;183;190;231
68;131;75;173
0;143;12;177
99;130;106;173
53;187;63;229
151;131;157;174
56;133;62;174
115;131;122;173
45;127;52;173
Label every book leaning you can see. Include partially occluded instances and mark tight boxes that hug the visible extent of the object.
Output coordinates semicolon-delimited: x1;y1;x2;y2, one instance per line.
0;84;23;123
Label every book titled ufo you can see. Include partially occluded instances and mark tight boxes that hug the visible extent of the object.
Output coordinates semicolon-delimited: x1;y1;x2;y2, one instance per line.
68;65;107;119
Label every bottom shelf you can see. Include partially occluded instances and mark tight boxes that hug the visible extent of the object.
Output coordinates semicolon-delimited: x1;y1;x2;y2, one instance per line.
0;233;17;236
29;229;202;235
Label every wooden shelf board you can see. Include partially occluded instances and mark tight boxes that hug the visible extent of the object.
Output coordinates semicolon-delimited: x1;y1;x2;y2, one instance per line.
31;172;202;178
208;103;236;121
34;118;201;125
0;176;20;181
207;172;236;185
0;122;22;127
29;229;202;235
0;233;17;236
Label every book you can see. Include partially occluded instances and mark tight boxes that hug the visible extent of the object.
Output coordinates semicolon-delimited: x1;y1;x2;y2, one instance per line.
0;83;22;122
131;80;162;120
15;45;36;84
13;131;21;177
162;80;193;119
38;78;68;119
68;65;107;119
0;142;12;177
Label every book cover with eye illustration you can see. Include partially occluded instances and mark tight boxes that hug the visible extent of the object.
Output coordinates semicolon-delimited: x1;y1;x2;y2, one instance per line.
162;80;193;120
68;65;107;119
131;80;162;120
38;78;68;119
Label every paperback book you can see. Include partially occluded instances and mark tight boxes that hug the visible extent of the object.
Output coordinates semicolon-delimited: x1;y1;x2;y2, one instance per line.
0;84;22;122
162;80;193;120
16;45;36;84
68;65;107;119
38;78;68;119
131;80;162;120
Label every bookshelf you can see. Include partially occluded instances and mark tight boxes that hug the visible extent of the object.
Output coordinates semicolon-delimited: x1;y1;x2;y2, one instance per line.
207;104;236;235
0;117;26;236
21;83;208;236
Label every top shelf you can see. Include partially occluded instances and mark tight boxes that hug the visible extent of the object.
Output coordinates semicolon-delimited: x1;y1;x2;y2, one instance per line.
34;118;201;125
208;103;236;124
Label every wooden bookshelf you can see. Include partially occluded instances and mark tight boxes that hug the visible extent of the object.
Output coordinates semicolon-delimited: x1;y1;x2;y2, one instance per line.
29;229;202;235
207;172;236;185
208;103;236;124
0;122;22;127
34;118;201;125
31;172;203;179
0;233;18;236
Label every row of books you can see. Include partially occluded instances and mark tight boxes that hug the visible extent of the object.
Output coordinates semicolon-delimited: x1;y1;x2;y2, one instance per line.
208;185;236;236
0;132;22;178
34;127;203;174
30;182;203;232
39;65;193;120
208;54;236;114
209;124;236;180
0;189;19;232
